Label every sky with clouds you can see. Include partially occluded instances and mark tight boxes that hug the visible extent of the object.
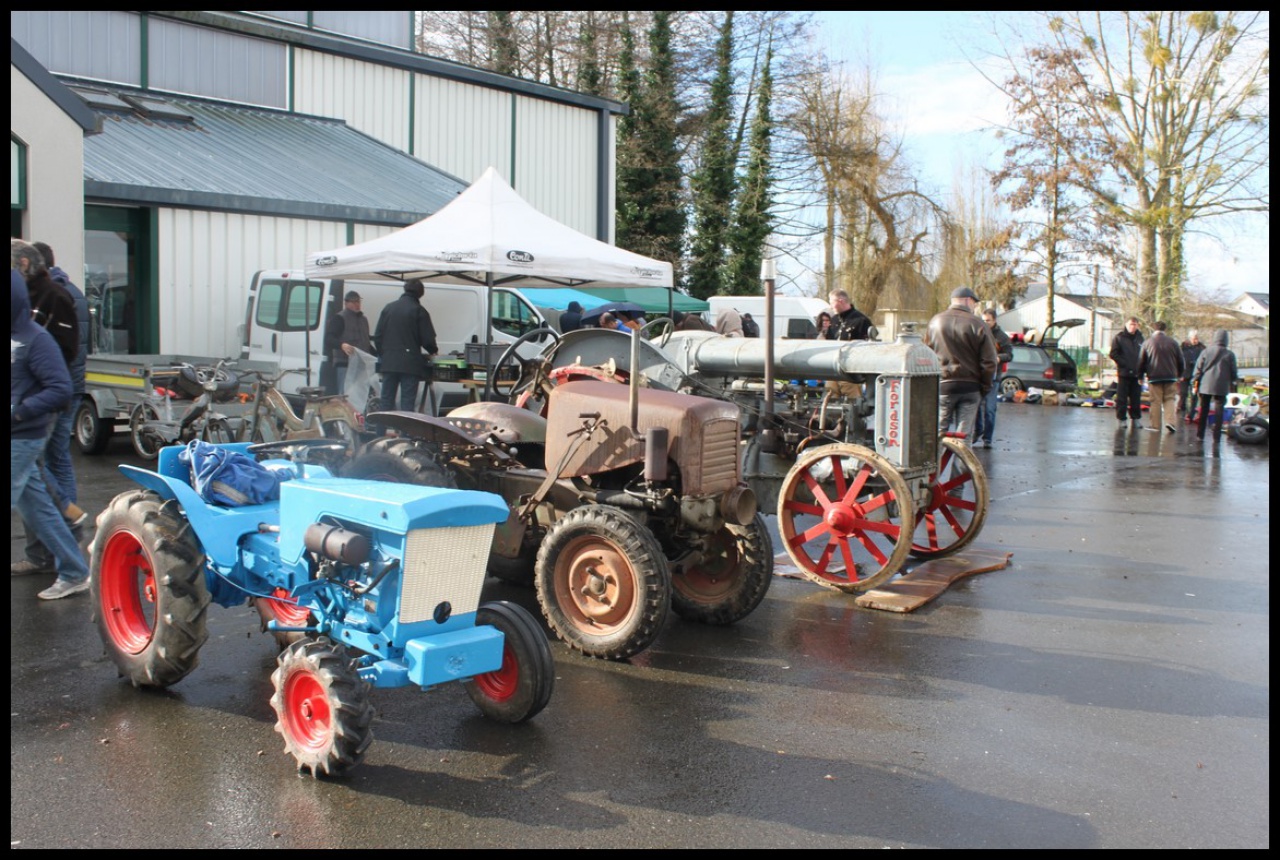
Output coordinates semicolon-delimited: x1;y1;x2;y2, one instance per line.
805;11;1268;301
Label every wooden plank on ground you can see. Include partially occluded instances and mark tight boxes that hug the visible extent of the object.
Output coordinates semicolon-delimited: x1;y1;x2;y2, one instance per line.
853;549;1013;613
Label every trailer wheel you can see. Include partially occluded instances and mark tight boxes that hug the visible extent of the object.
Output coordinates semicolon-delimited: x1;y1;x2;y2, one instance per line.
344;437;457;487
671;513;773;625
270;638;374;778
535;505;670;660
464;601;554;723
91;491;210;688
129;402;164;461
255;588;314;651
910;437;990;559
74;397;113;454
777;443;915;593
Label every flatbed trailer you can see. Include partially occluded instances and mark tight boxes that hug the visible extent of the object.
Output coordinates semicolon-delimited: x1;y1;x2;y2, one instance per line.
74;354;279;454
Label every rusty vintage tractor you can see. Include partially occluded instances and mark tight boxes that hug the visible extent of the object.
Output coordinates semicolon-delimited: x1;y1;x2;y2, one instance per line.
346;368;771;662
499;322;990;594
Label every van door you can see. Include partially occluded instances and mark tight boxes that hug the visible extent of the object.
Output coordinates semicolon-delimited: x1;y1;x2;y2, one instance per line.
243;271;339;389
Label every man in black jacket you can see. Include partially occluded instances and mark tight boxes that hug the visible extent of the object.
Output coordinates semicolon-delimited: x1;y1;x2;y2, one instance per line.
1109;317;1144;426
373;280;437;414
559;301;584;333
323;290;372;395
1179;330;1205;420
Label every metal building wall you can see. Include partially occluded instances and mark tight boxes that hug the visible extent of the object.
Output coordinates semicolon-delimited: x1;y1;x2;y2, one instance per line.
412;74;513;188
156;208;347;356
148;17;287;108
292;49;411;151
11;10;141;86
512;96;600;236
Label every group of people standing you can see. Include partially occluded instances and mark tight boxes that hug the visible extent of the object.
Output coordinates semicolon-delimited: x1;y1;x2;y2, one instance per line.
11;239;91;600
1110;317;1238;442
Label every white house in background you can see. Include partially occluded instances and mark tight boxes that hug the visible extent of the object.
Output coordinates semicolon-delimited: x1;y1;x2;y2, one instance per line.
996;292;1120;356
1229;291;1270;319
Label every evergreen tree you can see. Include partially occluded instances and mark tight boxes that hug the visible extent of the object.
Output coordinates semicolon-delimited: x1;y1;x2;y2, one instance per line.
614;16;642;253
488;11;518;77
576;13;602;96
728;45;776;295
616;11;686;279
687;12;737;299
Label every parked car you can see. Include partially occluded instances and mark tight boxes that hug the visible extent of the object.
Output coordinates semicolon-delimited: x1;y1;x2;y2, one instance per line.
999;319;1084;396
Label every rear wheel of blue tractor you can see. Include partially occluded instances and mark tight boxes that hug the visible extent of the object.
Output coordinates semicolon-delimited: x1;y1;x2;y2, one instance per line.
270;637;374;778
90;491;210;687
464;601;555;723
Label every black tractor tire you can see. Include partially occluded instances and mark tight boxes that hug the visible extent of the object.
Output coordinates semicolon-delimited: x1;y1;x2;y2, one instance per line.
74;397;113;454
343;437;456;488
90;490;210;688
671;513;773;626
176;364;240;401
534;505;670;661
1231;416;1269;445
463;601;555;723
270;637;375;778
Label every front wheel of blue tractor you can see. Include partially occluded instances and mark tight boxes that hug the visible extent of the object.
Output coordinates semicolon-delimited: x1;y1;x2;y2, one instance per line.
90;490;211;687
464;601;555;723
270;637;374;778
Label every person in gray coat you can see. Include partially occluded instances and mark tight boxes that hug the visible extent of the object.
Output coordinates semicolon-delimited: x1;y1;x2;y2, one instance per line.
1190;329;1238;442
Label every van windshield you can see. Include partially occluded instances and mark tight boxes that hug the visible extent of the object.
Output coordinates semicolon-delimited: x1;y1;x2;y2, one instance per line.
492;290;541;338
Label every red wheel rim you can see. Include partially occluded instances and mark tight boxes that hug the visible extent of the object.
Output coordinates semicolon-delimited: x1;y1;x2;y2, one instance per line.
913;445;978;553
262;588;311;627
779;451;903;586
98;530;157;654
282;669;333;752
554;535;638;634
470;641;518;702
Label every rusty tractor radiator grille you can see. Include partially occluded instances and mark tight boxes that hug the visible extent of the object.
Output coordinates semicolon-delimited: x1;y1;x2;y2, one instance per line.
399;524;495;624
696;417;741;493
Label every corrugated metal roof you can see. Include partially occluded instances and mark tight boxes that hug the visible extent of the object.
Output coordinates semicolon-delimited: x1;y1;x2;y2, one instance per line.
76;86;466;224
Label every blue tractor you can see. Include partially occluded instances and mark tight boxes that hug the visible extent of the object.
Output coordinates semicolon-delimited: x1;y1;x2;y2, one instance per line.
88;438;554;777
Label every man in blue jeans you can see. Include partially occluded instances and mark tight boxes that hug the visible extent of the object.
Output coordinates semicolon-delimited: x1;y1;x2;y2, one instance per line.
11;269;89;600
974;307;1013;449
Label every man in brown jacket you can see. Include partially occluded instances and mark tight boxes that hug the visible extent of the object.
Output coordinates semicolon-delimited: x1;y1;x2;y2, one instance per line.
924;286;998;442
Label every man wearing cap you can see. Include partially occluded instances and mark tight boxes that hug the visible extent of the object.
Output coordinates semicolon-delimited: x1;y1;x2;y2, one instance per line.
373;279;438;412
924;287;998;441
323;290;373;396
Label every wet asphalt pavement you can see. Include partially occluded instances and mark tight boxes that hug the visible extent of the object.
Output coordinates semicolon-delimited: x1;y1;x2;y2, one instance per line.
10;402;1269;849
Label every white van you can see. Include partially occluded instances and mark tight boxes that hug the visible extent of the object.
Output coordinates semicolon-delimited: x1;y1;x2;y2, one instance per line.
239;270;551;412
707;295;832;339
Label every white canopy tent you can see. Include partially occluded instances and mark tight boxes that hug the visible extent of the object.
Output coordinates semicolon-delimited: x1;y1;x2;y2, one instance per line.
304;166;673;289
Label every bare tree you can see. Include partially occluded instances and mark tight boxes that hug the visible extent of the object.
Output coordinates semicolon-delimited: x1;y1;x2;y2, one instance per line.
989;12;1270;322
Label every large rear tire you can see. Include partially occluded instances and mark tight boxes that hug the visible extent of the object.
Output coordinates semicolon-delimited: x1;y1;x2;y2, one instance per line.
535;505;670;661
90;490;210;688
464;601;554;723
344;437;456;488
671;513;773;626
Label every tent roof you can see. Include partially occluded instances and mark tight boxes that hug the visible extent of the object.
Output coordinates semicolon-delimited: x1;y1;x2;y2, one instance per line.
575;286;708;314
305;166;673;290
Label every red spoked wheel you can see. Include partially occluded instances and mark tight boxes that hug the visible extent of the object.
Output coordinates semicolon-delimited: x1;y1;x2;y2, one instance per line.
910;437;990;559
255;587;315;651
776;443;914;593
